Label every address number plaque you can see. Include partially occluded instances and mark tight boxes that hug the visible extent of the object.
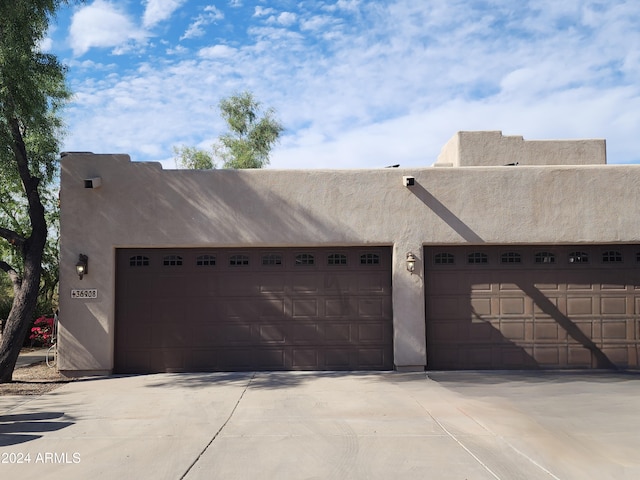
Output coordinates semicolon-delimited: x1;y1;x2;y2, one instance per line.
71;289;98;299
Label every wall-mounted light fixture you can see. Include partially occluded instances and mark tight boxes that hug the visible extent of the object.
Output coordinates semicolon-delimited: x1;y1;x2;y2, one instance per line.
403;176;415;187
406;252;417;274
84;177;102;189
76;254;88;280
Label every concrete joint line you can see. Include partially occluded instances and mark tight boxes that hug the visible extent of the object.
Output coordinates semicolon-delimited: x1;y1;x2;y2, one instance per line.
427;411;502;480
179;372;256;480
457;407;562;480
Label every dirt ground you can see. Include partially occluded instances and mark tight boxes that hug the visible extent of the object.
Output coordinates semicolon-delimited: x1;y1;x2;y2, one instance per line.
0;361;73;396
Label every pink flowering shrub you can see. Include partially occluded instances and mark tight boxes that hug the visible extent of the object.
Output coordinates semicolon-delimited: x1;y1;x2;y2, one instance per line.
29;316;55;347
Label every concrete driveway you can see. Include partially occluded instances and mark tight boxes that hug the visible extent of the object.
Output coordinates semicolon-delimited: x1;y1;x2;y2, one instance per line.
0;371;639;480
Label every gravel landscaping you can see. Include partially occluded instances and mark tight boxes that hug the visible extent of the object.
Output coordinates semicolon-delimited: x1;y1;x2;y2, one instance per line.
0;360;73;396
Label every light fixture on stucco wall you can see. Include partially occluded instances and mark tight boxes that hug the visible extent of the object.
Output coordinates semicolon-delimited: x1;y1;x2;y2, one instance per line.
76;254;88;280
406;252;417;274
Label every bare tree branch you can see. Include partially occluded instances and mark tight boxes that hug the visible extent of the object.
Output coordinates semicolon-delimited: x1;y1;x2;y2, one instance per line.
0;226;26;247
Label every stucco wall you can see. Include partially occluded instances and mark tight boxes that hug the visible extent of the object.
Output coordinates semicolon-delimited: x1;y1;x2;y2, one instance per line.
436;131;606;167
58;146;640;373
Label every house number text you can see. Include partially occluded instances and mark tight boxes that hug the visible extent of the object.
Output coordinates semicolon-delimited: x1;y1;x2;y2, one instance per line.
71;289;98;299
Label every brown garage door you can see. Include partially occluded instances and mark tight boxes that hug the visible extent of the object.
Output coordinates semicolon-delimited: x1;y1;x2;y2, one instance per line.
425;245;640;370
115;247;393;373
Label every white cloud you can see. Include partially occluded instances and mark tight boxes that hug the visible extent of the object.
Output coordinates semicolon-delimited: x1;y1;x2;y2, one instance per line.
68;0;148;56
198;44;237;58
142;0;187;28
277;12;297;26
325;0;361;13
166;45;189;55
205;5;224;16
300;14;339;32
254;6;275;17
181;5;224;40
67;58;117;72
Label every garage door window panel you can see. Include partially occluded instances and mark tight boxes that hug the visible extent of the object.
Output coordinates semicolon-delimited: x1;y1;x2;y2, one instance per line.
501;252;522;264
602;250;623;263
434;253;455;265
196;255;216;266
569;251;589;264
534;252;556;264
360;253;380;265
163;255;183;266
262;254;282;266
295;253;315;266
468;252;488;264
328;253;347;265
230;254;249;266
130;255;150;267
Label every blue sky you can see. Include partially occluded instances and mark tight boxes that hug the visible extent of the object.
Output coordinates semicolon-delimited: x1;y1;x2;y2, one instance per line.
46;0;640;168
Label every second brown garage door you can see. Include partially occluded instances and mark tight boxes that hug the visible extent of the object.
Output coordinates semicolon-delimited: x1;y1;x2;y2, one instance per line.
115;247;393;373
425;245;640;370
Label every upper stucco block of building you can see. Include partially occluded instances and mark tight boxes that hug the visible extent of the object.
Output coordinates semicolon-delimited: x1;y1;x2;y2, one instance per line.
435;131;606;167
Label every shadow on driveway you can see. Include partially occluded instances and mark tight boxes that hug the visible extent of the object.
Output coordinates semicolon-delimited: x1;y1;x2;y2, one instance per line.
140;370;401;390
0;412;74;447
427;370;640;386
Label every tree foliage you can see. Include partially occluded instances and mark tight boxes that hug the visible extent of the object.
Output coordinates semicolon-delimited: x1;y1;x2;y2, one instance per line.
0;0;72;382
173;91;283;170
217;91;284;169
173;145;215;170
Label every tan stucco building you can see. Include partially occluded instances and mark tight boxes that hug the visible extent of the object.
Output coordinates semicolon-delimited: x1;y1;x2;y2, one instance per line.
58;131;640;375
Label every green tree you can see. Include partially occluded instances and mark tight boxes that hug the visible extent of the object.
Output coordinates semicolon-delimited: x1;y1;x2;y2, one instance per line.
0;189;60;321
0;0;72;382
217;91;284;169
173;91;283;170
173;145;215;170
